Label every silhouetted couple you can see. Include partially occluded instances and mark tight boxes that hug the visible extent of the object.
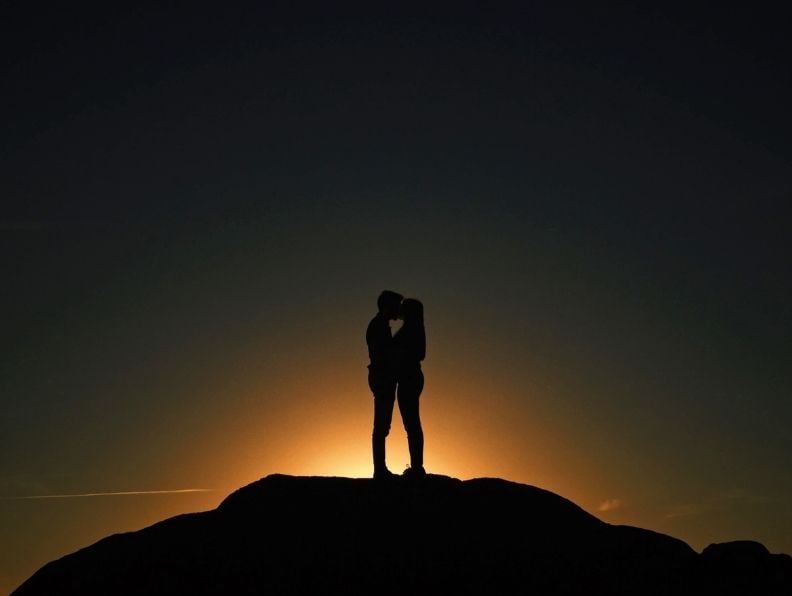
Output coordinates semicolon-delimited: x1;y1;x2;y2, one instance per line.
366;290;426;480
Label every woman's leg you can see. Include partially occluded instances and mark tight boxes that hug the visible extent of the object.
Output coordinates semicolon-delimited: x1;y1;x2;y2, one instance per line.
397;371;424;470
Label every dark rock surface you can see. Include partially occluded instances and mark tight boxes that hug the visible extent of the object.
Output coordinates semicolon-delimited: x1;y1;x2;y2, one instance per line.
13;474;792;595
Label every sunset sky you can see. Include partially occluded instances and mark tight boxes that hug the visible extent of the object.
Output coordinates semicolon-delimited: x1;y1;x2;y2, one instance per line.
2;4;791;592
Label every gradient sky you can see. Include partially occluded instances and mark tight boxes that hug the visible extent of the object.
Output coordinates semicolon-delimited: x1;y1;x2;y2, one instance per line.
2;4;791;592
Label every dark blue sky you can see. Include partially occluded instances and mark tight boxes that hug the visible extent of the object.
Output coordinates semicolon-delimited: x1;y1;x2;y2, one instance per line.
2;4;791;591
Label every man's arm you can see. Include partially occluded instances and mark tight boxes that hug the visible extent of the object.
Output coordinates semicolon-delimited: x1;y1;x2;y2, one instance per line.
366;317;392;367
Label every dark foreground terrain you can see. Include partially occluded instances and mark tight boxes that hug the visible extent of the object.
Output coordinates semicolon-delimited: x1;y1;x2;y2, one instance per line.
14;474;792;595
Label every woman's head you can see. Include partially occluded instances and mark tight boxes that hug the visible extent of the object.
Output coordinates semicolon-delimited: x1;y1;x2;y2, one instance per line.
401;298;424;325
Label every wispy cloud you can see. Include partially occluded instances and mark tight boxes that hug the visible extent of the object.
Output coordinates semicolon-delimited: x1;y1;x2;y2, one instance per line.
597;498;623;512
663;488;775;520
2;489;214;500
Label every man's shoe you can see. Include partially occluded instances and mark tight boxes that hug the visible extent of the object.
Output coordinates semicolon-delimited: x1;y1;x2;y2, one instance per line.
373;468;397;480
402;465;426;479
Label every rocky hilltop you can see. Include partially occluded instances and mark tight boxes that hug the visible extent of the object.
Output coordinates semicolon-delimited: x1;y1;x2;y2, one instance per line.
13;474;792;595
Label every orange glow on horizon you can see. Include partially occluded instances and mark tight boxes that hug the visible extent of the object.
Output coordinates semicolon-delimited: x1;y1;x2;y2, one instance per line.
207;358;592;503
134;325;624;527
5;319;783;596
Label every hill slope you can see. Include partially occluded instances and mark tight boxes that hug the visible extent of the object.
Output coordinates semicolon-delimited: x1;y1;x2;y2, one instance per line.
13;474;792;595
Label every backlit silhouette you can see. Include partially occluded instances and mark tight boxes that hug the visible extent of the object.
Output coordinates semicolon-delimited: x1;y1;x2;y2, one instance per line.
393;298;425;477
366;290;403;479
366;291;427;479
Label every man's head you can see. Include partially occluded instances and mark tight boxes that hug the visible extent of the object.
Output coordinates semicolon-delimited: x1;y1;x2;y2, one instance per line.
377;290;403;320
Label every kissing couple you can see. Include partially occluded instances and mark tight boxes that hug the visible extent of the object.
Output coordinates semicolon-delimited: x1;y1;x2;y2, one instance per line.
366;290;426;480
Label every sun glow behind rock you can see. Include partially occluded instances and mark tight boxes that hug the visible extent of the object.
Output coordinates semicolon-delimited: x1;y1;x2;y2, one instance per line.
213;361;579;498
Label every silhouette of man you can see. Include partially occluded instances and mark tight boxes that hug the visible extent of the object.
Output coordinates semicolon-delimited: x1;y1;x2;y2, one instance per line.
366;290;403;479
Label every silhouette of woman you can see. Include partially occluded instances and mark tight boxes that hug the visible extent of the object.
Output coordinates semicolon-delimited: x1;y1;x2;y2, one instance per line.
393;298;426;477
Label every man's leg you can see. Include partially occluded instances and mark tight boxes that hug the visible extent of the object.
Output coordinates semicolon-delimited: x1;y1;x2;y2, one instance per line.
371;376;396;476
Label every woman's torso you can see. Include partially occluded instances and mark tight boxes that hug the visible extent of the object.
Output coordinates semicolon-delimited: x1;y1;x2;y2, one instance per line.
393;324;425;374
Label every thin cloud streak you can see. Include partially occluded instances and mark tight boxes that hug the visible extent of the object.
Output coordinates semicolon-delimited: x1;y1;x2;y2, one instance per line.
2;489;214;500
597;498;623;512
